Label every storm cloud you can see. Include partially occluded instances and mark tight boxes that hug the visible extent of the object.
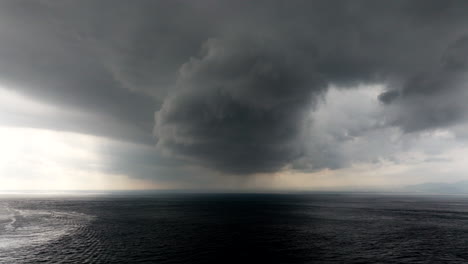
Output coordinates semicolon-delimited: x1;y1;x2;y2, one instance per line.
154;36;322;173
153;0;468;174
1;0;468;177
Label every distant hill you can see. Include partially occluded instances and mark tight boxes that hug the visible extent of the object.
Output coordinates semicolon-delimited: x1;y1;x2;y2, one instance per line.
404;181;468;194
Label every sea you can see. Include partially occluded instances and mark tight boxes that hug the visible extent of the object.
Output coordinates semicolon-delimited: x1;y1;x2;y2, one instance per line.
1;192;468;263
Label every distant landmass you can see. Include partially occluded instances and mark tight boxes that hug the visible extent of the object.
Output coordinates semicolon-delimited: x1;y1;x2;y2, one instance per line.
404;181;468;194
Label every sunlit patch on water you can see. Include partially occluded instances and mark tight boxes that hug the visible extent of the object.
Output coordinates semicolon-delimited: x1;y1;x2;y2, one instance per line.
0;202;93;253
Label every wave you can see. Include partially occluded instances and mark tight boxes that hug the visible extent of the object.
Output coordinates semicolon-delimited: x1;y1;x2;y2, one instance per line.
0;202;93;252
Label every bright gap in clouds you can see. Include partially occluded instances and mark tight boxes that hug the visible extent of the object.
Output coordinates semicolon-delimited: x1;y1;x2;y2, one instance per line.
0;126;160;191
265;84;468;190
0;87;159;191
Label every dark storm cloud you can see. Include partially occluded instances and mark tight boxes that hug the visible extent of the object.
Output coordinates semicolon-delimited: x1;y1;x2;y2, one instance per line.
378;90;400;104
380;33;468;132
0;0;159;143
1;0;468;176
154;0;468;173
154;37;323;173
384;70;468;132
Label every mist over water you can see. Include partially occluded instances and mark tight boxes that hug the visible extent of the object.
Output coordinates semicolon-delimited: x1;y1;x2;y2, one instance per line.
2;193;468;263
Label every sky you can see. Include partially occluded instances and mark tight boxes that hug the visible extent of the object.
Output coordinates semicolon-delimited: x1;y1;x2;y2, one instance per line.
1;0;468;190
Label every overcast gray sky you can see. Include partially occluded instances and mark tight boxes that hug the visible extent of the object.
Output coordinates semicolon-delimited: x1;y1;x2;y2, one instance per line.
1;0;468;190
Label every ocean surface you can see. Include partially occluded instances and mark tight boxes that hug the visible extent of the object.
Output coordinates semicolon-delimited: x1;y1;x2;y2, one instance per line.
1;193;468;263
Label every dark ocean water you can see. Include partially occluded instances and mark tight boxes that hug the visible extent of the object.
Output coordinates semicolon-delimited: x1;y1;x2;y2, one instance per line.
2;193;468;263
